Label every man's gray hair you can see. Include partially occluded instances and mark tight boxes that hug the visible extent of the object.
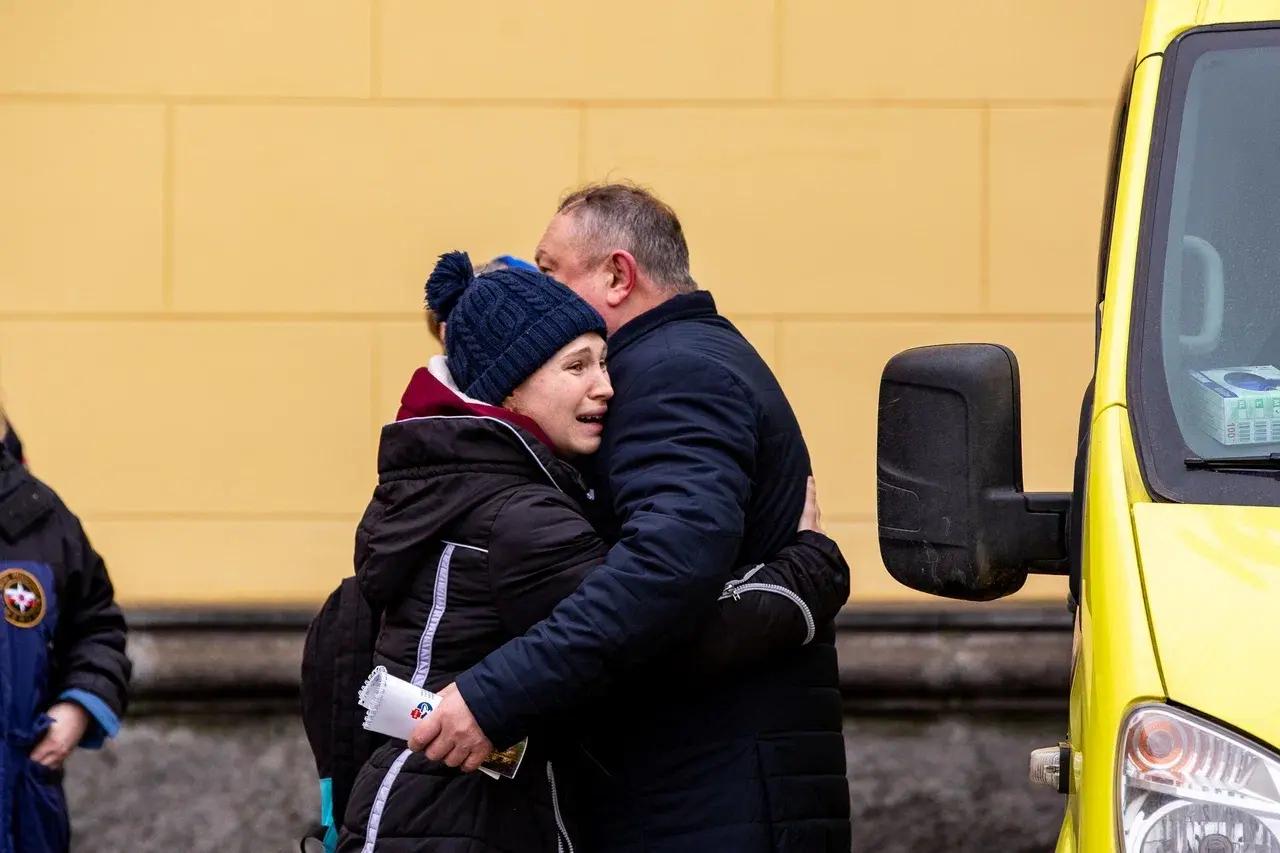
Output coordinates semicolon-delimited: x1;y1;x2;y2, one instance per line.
557;183;698;294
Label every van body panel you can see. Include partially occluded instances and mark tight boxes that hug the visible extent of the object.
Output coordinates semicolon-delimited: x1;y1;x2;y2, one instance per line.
1055;810;1076;853
1094;56;1162;413
1065;7;1280;848
1141;1;1198;57
1069;406;1166;853
1141;0;1280;58
1064;611;1084;852
1134;503;1280;749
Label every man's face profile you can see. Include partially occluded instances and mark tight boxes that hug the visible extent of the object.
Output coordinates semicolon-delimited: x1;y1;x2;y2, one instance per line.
535;212;612;320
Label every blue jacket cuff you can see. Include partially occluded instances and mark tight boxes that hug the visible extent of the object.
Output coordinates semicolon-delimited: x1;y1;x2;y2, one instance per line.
455;668;519;750
58;688;121;749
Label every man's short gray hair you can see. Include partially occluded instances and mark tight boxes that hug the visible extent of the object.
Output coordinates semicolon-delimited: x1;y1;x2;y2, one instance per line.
557;183;698;294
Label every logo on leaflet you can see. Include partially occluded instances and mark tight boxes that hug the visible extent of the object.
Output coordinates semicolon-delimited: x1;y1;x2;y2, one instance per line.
2;568;45;628
410;700;434;720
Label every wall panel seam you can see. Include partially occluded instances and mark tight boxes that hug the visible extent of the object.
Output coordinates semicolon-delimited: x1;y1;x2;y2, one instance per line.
83;512;362;522
162;105;176;309
772;0;784;99
979;103;992;311
370;324;382;440
0;94;1118;110
369;0;382;98
576;106;588;184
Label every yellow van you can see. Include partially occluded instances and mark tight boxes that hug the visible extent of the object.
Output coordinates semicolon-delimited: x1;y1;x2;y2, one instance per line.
875;2;1280;850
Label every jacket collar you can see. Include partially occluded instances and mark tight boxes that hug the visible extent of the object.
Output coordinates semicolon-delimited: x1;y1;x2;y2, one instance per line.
395;356;554;449
607;291;718;359
390;358;586;496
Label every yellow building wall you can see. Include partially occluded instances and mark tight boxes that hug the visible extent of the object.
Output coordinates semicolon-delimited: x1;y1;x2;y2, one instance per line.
0;0;1146;606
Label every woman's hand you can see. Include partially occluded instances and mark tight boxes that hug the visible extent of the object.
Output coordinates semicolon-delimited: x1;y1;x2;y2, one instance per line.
798;476;823;535
30;702;90;770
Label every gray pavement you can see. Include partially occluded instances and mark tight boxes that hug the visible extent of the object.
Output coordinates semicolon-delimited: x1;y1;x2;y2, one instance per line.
65;708;1067;853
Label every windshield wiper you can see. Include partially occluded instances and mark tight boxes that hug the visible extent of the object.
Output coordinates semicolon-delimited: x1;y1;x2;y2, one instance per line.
1185;453;1280;471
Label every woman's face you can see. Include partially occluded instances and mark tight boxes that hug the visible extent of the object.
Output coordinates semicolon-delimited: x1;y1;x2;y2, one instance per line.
505;333;613;458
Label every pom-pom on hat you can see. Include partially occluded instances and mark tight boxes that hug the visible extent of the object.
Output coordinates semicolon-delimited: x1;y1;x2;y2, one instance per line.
424;250;607;405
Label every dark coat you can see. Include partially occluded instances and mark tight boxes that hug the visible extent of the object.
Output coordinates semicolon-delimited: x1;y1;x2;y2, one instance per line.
339;364;848;852
456;292;851;852
0;448;130;853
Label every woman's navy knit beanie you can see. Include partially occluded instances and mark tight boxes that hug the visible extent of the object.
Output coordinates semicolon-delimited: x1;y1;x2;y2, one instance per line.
425;251;607;405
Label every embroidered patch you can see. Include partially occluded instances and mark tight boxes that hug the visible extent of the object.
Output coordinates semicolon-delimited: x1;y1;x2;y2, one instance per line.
2;568;45;628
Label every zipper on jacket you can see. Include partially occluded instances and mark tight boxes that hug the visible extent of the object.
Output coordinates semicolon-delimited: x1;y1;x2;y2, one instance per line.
546;761;575;853
720;563;764;597
719;571;817;645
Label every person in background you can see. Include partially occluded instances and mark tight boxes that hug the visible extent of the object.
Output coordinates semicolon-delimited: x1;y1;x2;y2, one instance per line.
425;255;537;345
0;436;130;853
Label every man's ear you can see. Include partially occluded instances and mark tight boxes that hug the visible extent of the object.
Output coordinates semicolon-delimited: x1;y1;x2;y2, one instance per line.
604;250;639;308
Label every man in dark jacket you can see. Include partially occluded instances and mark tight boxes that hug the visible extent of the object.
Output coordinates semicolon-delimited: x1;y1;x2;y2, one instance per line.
0;443;130;853
413;184;850;851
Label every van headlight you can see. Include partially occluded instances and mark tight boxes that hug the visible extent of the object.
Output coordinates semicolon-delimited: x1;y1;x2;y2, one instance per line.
1119;705;1280;852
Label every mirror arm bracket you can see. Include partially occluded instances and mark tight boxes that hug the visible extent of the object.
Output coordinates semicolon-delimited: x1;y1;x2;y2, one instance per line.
986;490;1072;576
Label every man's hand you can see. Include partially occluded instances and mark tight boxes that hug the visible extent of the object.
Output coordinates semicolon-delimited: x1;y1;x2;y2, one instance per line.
30;701;90;770
798;476;823;535
407;683;493;773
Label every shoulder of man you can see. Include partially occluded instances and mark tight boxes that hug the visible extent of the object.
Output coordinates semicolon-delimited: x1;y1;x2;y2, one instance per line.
613;320;756;394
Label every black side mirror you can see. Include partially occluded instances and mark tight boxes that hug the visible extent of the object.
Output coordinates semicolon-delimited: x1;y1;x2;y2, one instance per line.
876;344;1070;601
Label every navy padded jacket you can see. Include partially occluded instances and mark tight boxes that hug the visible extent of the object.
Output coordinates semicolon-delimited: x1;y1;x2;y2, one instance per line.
456;292;850;852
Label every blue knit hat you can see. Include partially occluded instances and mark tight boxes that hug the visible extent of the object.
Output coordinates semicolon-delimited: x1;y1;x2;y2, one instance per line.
425;251;607;405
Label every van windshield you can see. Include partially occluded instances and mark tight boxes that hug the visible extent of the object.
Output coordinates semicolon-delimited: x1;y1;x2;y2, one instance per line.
1131;25;1280;506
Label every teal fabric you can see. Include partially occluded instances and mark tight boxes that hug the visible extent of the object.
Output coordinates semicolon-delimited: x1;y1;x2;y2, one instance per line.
319;777;338;853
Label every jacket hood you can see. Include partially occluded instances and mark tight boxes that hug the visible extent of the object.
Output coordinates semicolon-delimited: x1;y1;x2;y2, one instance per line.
359;360;587;605
396;356;554;446
0;447;53;544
